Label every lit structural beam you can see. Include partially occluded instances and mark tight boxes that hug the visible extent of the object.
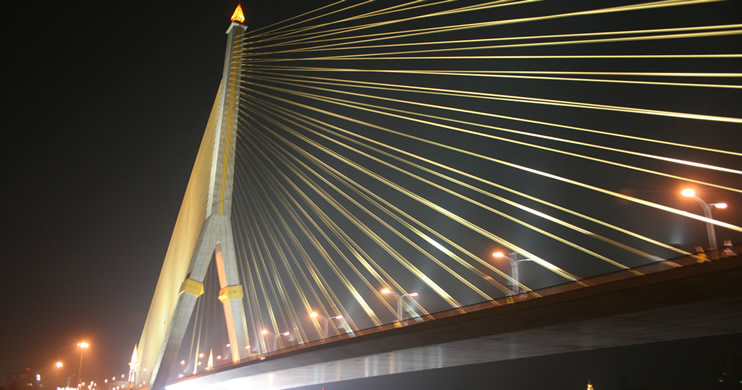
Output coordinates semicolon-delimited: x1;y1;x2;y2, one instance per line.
247;23;742;56
247;95;663;268
246;71;742;183
243;0;723;53
247;97;635;275
241;95;580;284
244;0;526;49
138;10;249;390
244;113;499;301
234;135;410;319
242;68;742;156
242;84;742;235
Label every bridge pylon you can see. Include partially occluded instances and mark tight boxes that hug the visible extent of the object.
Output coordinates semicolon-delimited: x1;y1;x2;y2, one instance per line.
136;7;249;390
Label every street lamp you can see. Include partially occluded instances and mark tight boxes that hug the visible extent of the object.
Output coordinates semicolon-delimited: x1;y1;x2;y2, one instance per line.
492;251;532;295
681;188;727;250
260;329;290;351
77;341;89;389
54;361;63;389
309;311;344;338
380;288;419;321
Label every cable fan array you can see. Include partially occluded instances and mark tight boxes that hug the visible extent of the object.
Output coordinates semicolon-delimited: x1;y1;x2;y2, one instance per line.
179;0;742;367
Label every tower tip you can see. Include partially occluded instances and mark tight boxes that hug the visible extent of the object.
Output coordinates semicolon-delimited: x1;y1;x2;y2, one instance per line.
231;4;245;23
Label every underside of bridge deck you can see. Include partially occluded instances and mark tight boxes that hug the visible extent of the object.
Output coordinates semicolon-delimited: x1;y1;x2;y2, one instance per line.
166;255;742;390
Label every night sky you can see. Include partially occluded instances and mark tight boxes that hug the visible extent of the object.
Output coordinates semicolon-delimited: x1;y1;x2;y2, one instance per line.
2;0;741;389
1;0;324;383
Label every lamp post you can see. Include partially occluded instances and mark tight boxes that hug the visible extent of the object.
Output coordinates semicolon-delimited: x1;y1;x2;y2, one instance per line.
260;329;289;351
681;188;727;251
76;341;89;389
380;288;419;321
492;251;532;295
55;361;63;389
310;312;344;338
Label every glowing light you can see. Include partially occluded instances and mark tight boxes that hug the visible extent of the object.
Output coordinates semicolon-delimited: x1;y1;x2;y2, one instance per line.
492;251;504;258
231;5;245;24
55;361;63;368
216;355;222;360
198;353;204;359
282;331;290;336
180;360;185;365
226;344;231;348
714;202;728;209
261;329;269;335
380;288;392;294
310;311;319;318
681;188;696;198
77;341;89;349
335;315;344;319
409;292;419;297
245;345;251;350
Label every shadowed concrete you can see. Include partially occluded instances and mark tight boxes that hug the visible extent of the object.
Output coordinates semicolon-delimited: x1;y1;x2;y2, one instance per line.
166;254;742;390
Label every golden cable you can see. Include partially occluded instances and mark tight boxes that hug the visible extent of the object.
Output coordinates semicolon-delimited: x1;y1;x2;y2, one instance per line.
248;106;500;301
236;159;348;337
242;92;582;284
235;144;362;332
249;97;639;276
246;101;522;295
244;114;439;315
251;95;667;266
243;68;742;157
244;0;723;59
243;84;742;234
249;72;742;183
244;0;531;51
248;23;742;57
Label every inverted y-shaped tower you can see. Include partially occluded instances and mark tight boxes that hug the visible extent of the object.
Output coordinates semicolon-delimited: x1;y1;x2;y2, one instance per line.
135;6;249;390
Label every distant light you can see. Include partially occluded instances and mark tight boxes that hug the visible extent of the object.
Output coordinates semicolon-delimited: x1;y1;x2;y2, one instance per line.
681;188;696;198
380;288;392;294
226;344;231;348
178;374;184;378
230;5;245;23
310;312;319;318
78;341;89;349
105;379;108;384
199;353;205;359
180;360;186;365
282;331;290;336
714;202;728;209
261;329;269;335
245;345;250;350
112;377;115;381
334;315;343;320
260;356;266;360
492;251;504;258
216;355;222;360
55;361;63;368
36;375;40;382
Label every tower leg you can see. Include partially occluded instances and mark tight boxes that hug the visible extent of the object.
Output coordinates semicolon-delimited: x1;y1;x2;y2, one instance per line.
215;215;249;363
150;218;216;390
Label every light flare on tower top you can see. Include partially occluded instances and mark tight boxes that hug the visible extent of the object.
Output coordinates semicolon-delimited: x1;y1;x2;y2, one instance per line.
231;5;245;23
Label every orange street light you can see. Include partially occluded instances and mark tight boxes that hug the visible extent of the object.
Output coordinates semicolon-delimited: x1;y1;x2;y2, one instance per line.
680;188;728;250
77;341;89;389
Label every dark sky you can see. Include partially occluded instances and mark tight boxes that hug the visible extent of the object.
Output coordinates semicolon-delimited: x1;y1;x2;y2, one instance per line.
2;0;741;388
0;0;322;383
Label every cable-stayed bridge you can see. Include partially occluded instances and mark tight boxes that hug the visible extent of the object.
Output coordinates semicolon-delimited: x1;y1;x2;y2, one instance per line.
127;1;742;389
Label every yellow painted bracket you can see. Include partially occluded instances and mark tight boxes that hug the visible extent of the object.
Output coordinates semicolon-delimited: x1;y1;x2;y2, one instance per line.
179;279;205;297
218;285;244;302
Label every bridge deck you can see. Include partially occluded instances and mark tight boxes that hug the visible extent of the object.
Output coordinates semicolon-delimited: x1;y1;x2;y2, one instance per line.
167;253;742;390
